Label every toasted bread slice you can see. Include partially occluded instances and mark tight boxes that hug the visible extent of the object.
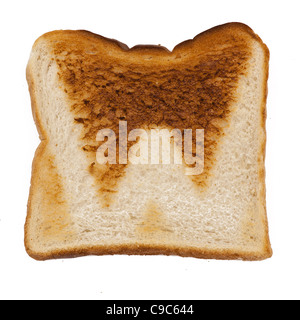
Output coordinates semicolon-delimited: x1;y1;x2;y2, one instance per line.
25;23;272;260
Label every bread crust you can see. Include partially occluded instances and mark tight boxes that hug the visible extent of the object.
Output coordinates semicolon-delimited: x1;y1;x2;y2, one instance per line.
25;22;272;261
28;243;271;261
258;37;272;259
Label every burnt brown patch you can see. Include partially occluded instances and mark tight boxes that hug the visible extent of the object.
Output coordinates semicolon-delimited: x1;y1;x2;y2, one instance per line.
52;30;251;206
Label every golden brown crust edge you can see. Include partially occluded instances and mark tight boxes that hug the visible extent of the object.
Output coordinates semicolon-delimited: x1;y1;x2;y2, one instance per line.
25;22;272;261
28;243;271;261
259;39;273;259
25;56;45;256
29;22;266;56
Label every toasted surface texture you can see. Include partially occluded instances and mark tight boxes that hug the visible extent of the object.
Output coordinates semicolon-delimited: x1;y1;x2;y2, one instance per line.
25;23;272;260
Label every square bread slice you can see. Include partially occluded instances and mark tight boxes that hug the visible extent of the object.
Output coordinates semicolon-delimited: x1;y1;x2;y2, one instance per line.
25;23;272;260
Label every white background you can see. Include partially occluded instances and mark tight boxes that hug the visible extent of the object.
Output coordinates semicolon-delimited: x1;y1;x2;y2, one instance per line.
0;0;299;300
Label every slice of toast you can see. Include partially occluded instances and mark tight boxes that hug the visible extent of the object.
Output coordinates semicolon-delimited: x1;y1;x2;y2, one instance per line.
25;23;272;261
